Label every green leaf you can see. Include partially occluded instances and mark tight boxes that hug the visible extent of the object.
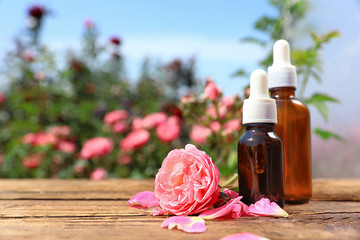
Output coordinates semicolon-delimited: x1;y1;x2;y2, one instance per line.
241;37;266;47
231;69;249;78
314;127;344;141
305;93;340;121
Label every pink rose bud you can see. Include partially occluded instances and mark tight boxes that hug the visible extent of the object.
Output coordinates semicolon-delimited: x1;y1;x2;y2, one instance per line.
156;119;181;143
112;121;127;134
90;168;107;180
47;126;71;137
210;121;221;132
204;78;221;100
56;140;76;154
155;144;220;216
142;112;167;129
222;95;235;108
80;137;113;159
22;153;43;169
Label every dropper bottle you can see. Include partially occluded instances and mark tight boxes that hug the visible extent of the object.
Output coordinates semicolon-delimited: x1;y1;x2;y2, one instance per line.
268;39;312;203
238;69;285;208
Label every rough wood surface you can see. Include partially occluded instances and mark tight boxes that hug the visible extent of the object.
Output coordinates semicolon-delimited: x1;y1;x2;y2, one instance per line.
0;179;359;240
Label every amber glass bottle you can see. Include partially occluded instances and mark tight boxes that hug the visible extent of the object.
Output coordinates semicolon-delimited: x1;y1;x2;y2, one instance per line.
238;69;285;208
269;87;312;203
238;123;285;208
268;39;312;203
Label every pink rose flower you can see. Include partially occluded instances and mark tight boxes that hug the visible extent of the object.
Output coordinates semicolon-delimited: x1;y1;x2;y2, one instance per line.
224;118;242;132
204;79;221;100
90;168;107;180
222;96;235;108
190;125;212;145
120;129;150;151
23;132;57;146
104;110;128;125
112;121;127;134
142;112;167;129
154;144;220;216
47;126;71;137
23;153;43;169
80;137;113;159
156;120;181;143
131;117;143;130
207;104;227;119
210;121;221;132
56;140;76;154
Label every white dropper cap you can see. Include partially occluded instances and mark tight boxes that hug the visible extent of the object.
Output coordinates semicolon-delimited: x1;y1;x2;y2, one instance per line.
268;39;297;89
242;70;277;124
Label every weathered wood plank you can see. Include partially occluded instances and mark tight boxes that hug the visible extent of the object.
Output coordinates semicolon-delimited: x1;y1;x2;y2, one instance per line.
0;214;358;240
0;200;359;218
0;178;359;201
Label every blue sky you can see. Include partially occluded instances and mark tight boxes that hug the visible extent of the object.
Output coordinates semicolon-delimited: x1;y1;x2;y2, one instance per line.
0;0;360;133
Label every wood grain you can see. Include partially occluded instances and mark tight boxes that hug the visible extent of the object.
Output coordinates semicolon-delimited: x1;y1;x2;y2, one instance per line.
0;179;359;240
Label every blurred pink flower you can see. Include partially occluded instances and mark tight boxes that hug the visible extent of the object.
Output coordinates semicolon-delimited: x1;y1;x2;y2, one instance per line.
120;129;150;151
190;125;212;145
84;19;94;28
132;117;143;130
156;119;181;143
80;137;113;159
23;153;43;169
74;163;84;173
224;119;242;132
34;71;45;81
91;168;107;180
112;121;127;134
204;79;221;100
222;96;235;108
167;115;181;125
56;140;76;154
110;36;121;45
0;92;6;104
180;95;193;104
207;104;227;119
47;126;71;137
23;132;57;146
104;110;128;125
117;155;131;165
155;144;220;215
142;112;167;129
22;50;34;62
210;121;221;132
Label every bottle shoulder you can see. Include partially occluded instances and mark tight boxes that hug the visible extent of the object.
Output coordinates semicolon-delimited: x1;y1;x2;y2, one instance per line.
274;97;310;113
239;129;282;146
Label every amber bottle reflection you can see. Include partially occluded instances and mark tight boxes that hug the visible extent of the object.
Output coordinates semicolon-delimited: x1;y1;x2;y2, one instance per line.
238;123;285;208
270;87;312;203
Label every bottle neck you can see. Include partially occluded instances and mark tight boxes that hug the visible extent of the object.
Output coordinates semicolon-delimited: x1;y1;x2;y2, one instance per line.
244;123;275;131
269;87;296;99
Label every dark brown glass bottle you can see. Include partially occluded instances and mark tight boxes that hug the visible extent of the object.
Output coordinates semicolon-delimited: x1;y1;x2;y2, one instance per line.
270;87;312;203
238;123;285;208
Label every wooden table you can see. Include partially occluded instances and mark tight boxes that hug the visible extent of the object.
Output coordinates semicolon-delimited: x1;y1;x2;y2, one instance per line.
0;179;359;240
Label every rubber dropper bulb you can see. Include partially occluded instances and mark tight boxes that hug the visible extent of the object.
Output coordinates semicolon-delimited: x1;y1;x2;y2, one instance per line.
273;39;291;67
249;70;271;100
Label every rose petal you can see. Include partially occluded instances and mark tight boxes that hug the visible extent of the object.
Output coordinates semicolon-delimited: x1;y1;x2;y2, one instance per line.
248;198;289;217
199;197;248;219
161;216;207;233
220;232;270;240
224;188;239;199
128;191;160;209
152;207;167;216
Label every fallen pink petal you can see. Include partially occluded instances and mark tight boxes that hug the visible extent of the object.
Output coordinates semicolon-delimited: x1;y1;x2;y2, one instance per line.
248;198;289;218
161;216;207;233
199;197;248;219
152;207;167;216
128;191;160;209
220;232;270;240
224;188;239;199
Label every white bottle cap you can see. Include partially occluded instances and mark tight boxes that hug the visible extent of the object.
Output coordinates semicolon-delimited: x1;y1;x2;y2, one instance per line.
268;39;297;89
243;70;277;124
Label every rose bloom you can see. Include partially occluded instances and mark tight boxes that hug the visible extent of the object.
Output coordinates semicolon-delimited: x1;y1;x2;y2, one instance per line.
204;79;221;100
207;104;227;119
155;144;220;215
224;118;242;132
0;92;6;104
80;137;113;159
23;153;43;169
56;140;76;154
190;125;212;145
120;129;150;151
132;117;143;130
91;168;107;180
104;110;128;125
222;96;235;108
210;121;221;132
112;121;127;134
47;126;71;137
23;132;57;146
142;112;167;129
156;120;181;143
22;50;34;62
